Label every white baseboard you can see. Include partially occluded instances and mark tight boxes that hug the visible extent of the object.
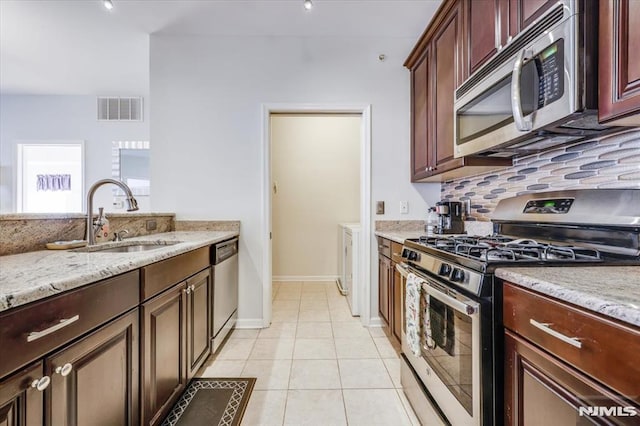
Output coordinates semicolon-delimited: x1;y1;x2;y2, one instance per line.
368;317;385;327
273;275;339;282
235;319;265;329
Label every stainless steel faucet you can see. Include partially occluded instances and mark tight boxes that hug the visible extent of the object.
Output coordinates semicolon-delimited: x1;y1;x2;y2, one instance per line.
85;179;139;245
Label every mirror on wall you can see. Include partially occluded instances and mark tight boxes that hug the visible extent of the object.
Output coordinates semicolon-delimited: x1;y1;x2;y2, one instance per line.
111;141;150;202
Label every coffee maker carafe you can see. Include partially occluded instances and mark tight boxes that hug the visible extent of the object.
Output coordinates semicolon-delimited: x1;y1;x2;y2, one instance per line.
435;201;465;234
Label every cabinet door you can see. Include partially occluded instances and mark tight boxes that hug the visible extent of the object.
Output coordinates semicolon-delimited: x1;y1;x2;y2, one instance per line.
47;310;139;426
411;48;432;181
391;264;403;344
504;330;637;426
509;0;557;35
433;1;465;167
0;362;44;426
186;269;211;379
468;0;501;74
599;0;640;124
142;285;187;426
378;255;391;326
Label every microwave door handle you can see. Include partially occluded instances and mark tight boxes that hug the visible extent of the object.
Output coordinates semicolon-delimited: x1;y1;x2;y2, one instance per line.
511;48;533;131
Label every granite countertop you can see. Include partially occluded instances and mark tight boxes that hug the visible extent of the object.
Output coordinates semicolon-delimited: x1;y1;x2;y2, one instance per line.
374;230;425;244
0;231;238;313
495;266;640;328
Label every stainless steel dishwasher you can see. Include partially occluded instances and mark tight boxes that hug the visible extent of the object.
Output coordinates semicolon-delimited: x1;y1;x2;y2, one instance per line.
211;238;239;353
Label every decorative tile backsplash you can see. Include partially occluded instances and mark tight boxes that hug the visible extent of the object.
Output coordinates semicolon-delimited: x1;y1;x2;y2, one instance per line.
441;129;640;221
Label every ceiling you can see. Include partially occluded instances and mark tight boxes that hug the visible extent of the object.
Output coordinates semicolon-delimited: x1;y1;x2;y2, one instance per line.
0;0;441;96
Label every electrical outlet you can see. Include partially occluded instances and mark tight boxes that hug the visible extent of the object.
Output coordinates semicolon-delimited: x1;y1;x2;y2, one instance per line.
376;201;385;215
400;201;409;214
146;220;157;231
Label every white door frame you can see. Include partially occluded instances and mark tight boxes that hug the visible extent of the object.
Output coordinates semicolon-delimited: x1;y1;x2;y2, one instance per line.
261;103;372;327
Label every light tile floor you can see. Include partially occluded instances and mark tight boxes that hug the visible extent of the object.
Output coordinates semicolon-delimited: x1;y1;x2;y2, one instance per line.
198;281;420;426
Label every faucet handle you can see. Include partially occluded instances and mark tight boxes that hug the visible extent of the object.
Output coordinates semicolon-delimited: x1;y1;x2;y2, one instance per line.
113;229;129;242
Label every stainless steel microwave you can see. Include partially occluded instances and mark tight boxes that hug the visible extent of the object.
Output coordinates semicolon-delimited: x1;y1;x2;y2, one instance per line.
454;0;612;158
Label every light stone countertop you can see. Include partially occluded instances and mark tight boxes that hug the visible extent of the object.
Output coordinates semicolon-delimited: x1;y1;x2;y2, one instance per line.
0;231;238;313
495;266;640;328
374;230;425;244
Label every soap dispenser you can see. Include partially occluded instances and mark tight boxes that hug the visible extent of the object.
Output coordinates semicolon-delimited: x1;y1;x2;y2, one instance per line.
94;207;110;243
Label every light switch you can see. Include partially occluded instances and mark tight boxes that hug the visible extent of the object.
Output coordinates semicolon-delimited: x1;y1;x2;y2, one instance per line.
376;201;385;215
401;201;409;214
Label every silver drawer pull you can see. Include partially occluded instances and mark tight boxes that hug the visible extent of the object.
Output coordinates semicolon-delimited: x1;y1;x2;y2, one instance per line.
529;319;582;349
55;363;73;377
31;376;51;391
27;315;80;342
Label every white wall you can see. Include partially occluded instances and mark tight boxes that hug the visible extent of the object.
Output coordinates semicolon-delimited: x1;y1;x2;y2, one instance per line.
150;35;440;325
271;114;360;279
0;95;150;213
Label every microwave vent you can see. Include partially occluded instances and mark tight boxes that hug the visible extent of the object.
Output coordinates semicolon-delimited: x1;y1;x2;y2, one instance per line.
456;4;565;99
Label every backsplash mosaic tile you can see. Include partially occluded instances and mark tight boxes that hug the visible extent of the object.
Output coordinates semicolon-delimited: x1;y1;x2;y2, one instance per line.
441;129;640;221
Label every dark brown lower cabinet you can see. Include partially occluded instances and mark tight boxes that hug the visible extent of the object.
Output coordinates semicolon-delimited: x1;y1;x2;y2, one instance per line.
504;330;637;426
0;362;44;426
378;254;391;328
141;284;187;426
391;265;403;343
46;310;139;426
186;269;212;379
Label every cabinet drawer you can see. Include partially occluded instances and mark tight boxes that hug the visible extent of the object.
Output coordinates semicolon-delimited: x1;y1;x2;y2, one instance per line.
503;283;640;402
0;270;139;378
391;242;404;264
141;247;209;300
377;237;391;258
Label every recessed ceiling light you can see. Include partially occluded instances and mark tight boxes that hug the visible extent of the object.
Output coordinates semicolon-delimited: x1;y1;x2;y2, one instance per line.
303;0;313;11
103;0;114;10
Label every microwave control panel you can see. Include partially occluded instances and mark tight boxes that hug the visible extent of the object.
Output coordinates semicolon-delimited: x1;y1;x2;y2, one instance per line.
536;39;564;108
523;198;574;214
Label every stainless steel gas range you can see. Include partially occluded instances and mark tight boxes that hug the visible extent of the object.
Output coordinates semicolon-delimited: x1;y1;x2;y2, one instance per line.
398;189;640;426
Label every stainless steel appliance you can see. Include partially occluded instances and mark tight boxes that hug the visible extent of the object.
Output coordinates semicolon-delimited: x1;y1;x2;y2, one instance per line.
453;0;615;159
435;201;465;234
399;189;640;425
211;238;239;352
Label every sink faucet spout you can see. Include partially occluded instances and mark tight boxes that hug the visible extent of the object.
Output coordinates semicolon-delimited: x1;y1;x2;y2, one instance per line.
86;179;139;245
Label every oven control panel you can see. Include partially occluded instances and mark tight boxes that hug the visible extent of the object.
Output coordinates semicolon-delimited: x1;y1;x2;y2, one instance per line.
523;198;574;214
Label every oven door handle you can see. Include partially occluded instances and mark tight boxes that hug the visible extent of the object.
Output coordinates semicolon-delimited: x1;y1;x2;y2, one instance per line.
395;263;410;278
422;282;480;317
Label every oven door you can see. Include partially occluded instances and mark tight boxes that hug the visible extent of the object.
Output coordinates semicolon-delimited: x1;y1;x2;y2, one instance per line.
402;267;482;426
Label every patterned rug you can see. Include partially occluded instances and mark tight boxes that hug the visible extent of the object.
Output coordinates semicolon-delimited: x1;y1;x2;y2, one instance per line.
162;378;256;426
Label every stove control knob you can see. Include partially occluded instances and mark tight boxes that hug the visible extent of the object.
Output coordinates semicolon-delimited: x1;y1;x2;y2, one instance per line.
407;251;420;262
438;263;452;276
451;268;465;282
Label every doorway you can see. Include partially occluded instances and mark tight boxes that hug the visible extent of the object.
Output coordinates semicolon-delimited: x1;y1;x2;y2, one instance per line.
262;104;372;328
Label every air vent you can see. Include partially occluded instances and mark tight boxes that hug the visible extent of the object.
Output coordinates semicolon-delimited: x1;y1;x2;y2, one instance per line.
456;4;566;99
97;97;143;121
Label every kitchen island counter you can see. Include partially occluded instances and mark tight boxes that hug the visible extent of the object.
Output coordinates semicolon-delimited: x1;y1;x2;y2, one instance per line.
0;231;238;312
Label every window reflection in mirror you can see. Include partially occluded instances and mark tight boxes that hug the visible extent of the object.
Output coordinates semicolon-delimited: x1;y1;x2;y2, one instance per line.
111;141;150;205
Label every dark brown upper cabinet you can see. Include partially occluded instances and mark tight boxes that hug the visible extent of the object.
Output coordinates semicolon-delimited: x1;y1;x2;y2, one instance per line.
405;0;511;182
599;0;640;125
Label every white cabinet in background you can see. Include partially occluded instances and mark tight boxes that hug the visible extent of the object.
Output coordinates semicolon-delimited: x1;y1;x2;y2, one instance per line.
338;223;361;316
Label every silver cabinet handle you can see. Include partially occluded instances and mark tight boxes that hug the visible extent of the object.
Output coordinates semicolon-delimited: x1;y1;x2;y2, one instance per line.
55;363;73;377
185;287;191;295
190;284;196;291
529;319;582;349
27;315;80;342
511;48;533;132
31;376;51;391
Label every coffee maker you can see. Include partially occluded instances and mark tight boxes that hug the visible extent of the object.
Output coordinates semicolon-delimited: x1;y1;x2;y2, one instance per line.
435;201;465;234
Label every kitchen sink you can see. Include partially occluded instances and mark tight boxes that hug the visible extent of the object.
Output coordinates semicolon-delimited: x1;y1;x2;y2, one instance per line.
74;241;180;253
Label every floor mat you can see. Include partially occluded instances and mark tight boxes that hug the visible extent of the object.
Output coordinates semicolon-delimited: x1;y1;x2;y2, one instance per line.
162;378;256;426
